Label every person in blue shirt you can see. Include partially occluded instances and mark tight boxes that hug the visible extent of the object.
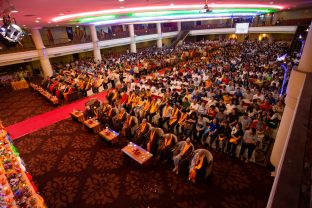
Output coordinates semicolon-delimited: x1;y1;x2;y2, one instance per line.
129;67;134;76
207;118;221;148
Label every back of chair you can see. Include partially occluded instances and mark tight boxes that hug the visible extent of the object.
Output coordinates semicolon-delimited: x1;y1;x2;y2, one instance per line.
146;123;152;131
163;133;178;143
154;128;164;137
192;149;213;178
131;116;138;125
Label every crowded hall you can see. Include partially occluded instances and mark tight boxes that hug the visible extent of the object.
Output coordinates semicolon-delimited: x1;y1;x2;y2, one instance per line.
0;0;312;208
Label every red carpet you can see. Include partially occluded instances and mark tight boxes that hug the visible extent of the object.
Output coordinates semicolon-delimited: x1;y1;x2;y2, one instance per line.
7;69;165;140
7;91;109;140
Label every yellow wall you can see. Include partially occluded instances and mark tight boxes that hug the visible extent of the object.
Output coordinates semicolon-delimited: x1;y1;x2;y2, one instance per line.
274;8;312;21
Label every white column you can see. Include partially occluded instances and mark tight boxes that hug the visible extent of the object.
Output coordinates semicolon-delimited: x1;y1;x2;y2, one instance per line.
156;23;162;48
122;25;127;32
177;22;182;31
89;25;102;63
128;24;136;53
270;22;312;168
31;28;53;78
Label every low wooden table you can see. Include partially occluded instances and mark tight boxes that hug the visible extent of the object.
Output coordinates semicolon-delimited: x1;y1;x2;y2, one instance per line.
84;119;101;133
121;142;153;165
70;110;85;123
99;128;119;144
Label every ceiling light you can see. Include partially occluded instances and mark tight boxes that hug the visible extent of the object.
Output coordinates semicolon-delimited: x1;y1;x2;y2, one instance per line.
170;3;174;6
76;25;80;27
118;0;125;2
35;20;39;23
56;25;59;26
11;10;18;13
59;13;64;15
52;4;284;22
48;22;51;23
120;6;124;8
270;2;274;4
36;17;41;19
22;25;26;26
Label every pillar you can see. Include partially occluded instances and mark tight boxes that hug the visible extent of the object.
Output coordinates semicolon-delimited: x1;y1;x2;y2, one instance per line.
89;25;102;63
177;22;182;31
270;21;312;169
122;25;127;32
31;28;53;78
128;24;136;53
156;23;162;48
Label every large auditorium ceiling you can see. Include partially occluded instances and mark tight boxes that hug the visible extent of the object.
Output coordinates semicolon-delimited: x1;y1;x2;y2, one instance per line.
2;0;312;27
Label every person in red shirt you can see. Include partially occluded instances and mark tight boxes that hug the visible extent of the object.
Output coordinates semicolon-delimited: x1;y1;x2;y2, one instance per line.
207;105;217;120
259;99;272;111
221;75;230;85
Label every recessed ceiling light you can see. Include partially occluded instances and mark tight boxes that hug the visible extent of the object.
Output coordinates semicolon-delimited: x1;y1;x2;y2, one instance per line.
170;3;174;6
48;22;51;23
211;2;215;4
76;25;79;27
36;17;41;19
35;20;39;23
0;18;3;21
118;0;125;2
120;6;124;8
269;2;274;4
11;10;18;13
59;13;64;15
23;25;26;26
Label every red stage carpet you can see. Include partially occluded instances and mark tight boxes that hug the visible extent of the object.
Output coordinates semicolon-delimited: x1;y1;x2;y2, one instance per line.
7;91;109;140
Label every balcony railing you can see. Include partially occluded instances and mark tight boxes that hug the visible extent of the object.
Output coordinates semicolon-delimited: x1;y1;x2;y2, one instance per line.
0;21;306;55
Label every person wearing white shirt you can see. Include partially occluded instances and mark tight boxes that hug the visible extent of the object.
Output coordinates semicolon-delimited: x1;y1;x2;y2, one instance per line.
225;100;236;115
206;96;217;108
190;101;199;113
252;91;264;102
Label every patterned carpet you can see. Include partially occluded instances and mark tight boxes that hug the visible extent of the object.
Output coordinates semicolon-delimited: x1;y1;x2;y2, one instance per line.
0;88;56;126
13;119;274;208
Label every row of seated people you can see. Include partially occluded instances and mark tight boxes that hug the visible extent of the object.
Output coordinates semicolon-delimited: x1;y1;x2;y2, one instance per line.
102;88;272;163
84;99;213;183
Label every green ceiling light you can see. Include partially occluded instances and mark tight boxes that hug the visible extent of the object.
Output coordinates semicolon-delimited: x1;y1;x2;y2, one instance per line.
131;10;200;17
212;8;277;13
78;15;116;23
